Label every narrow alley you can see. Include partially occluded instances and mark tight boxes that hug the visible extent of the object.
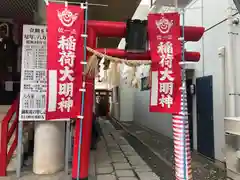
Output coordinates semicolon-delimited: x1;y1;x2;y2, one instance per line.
110;119;227;180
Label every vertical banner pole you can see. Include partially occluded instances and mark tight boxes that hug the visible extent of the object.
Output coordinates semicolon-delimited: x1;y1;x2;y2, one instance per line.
172;9;193;180
182;9;193;180
16;121;23;178
181;9;187;180
65;121;71;173
69;123;73;162
76;2;89;180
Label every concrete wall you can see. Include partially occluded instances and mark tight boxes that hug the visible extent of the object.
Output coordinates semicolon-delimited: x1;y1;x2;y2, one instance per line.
118;0;240;162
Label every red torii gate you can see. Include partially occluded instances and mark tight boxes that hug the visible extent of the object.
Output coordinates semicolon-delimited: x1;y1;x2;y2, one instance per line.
72;20;204;180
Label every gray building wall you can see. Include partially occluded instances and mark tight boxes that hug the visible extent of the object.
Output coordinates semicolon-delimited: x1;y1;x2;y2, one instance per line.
134;90;173;136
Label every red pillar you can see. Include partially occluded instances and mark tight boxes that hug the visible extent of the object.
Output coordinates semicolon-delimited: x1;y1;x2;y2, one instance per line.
72;28;96;180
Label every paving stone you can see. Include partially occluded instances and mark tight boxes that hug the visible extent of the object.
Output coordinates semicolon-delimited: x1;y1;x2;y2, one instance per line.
111;154;125;159
117;139;129;145
108;143;118;146
124;151;138;156
96;161;112;167
120;145;134;151
122;150;136;154
128;157;145;163
130;160;146;166
110;150;122;154
97;166;114;174
113;163;132;170
136;172;160;180
128;155;142;160
128;157;146;166
38;176;61;180
96;154;111;160
97;174;116;180
112;157;128;163
109;147;121;151
118;177;138;180
96;160;112;165
111;153;128;163
133;165;152;172
112;134;121;140
115;170;135;177
96;154;110;160
7;172;71;180
19;174;40;180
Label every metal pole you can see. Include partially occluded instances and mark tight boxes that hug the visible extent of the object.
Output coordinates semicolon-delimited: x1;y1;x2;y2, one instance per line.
174;0;178;9
76;2;89;180
150;0;153;7
173;2;187;179
178;8;193;180
16;121;23;178
172;3;192;179
181;9;187;180
69;123;73;163
64;121;71;173
227;3;236;117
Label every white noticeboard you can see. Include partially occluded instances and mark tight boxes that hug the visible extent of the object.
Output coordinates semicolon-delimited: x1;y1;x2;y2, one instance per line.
19;25;47;121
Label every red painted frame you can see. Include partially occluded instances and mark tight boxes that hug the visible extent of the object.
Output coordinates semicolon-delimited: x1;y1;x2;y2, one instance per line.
0;99;19;176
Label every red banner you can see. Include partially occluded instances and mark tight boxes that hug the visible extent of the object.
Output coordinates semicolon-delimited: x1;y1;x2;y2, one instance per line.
46;3;84;120
148;13;181;113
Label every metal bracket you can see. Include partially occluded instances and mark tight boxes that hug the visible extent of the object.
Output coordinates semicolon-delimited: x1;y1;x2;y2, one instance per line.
44;0;49;5
80;2;88;9
82;82;86;88
229;93;240;96
79;88;86;92
178;37;184;41
179;9;185;14
77;115;84;119
228;32;239;35
81;34;88;38
80;61;87;65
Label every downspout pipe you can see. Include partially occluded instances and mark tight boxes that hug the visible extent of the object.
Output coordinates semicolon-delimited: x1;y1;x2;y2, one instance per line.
226;3;236;117
218;47;227;117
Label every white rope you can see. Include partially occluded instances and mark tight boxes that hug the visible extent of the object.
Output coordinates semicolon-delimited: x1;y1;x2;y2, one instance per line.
86;47;151;67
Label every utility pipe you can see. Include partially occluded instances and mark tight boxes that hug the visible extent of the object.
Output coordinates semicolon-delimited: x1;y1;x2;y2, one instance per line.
226;2;236;117
218;47;227;117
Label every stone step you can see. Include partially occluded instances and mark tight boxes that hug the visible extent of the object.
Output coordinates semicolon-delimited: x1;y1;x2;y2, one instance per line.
7;123;33;172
